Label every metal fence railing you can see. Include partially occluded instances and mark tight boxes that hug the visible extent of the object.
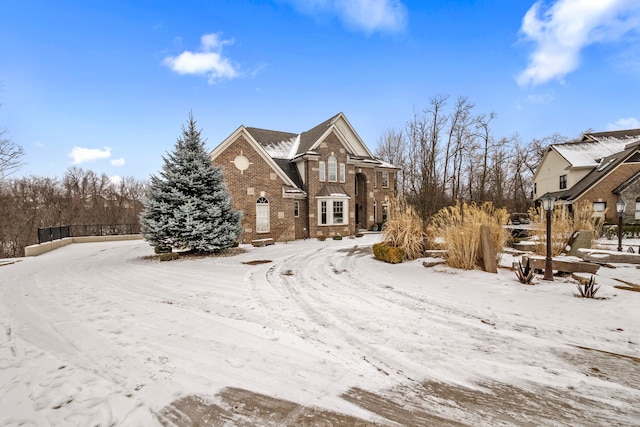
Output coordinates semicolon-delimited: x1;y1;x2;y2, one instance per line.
37;226;71;244
37;223;140;244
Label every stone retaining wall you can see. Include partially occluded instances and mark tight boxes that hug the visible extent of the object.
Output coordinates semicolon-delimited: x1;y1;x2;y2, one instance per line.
25;234;143;257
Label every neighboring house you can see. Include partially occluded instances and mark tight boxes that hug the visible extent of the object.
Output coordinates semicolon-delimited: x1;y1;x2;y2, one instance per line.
210;113;397;243
533;129;640;223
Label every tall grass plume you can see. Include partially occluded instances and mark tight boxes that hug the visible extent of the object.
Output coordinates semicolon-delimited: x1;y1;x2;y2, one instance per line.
430;202;509;270
529;200;601;257
381;198;427;261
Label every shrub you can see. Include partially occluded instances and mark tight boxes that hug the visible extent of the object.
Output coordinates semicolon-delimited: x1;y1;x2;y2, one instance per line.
355;233;364;238
373;242;404;264
430;202;508;270
317;235;327;241
332;235;343;240
154;245;172;254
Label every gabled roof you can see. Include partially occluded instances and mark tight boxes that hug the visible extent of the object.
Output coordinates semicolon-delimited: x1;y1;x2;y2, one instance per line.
552;139;628;168
299;114;340;155
210;126;300;189
244;113;376;160
558;143;640;201
211;113;388;196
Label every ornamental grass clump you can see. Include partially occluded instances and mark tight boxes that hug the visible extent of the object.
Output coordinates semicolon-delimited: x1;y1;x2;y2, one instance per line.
529;200;601;257
430;202;509;270
381;198;427;260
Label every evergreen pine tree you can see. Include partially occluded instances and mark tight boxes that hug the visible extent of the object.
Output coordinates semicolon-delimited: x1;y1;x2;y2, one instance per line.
140;114;242;253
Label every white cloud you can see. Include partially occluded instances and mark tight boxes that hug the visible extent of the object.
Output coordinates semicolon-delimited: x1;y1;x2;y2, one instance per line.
33;141;44;148
110;157;126;167
284;0;407;33
164;33;239;84
67;146;111;164
606;117;640;130
517;0;640;87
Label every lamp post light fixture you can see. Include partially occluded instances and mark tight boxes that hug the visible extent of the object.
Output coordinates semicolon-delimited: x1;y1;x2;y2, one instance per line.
616;199;626;252
541;192;555;281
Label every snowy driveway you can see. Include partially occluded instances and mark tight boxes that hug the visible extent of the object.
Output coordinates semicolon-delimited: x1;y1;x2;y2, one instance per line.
1;235;639;426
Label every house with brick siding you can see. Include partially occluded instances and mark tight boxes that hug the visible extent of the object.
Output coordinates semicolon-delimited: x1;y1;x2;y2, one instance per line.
533;129;640;224
209;113;397;243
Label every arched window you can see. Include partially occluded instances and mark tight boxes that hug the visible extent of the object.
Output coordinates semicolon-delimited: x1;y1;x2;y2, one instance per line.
328;156;337;182
256;197;270;233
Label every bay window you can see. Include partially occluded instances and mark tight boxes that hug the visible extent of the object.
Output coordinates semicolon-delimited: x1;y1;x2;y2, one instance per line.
318;198;349;225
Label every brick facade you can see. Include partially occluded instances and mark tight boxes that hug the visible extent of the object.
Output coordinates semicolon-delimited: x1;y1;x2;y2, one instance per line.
211;115;396;244
577;163;640;224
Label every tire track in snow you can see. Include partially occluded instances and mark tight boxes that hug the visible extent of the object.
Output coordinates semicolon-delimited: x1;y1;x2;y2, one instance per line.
254;244;436;384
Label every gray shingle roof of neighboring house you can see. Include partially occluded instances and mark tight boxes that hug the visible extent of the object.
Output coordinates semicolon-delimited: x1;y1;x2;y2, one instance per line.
558;141;640;201
552;139;628;168
547;129;640;169
581;128;640;142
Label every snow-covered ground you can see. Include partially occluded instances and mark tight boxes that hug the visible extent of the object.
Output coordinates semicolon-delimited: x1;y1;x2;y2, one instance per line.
1;235;639;426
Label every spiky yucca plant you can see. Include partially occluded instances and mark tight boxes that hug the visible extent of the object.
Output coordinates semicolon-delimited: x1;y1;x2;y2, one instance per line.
576;276;600;298
515;259;534;284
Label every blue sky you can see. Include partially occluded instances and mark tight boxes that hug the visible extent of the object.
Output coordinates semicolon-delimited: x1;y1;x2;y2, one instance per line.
1;0;639;182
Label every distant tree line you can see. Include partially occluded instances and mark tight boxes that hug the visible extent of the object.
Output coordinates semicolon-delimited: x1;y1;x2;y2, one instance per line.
375;95;565;224
0;167;147;257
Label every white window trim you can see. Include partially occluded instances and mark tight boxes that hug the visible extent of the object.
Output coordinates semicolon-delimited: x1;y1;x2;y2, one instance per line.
319;161;326;182
373;171;377;188
294;200;299;218
317;197;349;226
328;156;337;182
339;163;345;183
635;198;640;220
256;197;270;233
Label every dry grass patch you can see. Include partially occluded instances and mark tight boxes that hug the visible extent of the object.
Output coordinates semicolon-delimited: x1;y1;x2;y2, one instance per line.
529;200;601;257
430;202;508;270
381;198;427;261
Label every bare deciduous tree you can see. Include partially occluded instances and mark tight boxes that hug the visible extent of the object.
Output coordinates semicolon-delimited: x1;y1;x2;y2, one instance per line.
0;168;147;257
374;95;561;222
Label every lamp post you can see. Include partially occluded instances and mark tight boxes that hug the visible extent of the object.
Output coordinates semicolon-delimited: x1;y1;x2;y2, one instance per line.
541;192;555;281
616;199;626;252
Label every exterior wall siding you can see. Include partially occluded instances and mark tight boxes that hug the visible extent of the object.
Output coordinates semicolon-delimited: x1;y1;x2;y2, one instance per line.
534;151;571;197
